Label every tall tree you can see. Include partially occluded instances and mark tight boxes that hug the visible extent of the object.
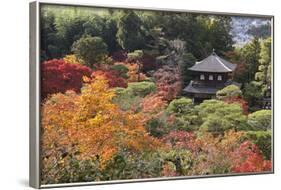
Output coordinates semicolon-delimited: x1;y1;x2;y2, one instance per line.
241;37;261;82
209;16;234;56
116;10;145;51
255;37;272;96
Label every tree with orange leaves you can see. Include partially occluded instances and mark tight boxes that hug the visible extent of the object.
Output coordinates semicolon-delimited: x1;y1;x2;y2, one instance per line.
41;77;161;182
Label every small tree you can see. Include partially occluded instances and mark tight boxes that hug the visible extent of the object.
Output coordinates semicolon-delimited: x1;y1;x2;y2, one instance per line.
127;50;144;82
72;35;108;68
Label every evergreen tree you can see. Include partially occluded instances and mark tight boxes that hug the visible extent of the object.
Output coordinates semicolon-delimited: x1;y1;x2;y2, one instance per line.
116;10;145;51
255;37;272;96
241;37;261;82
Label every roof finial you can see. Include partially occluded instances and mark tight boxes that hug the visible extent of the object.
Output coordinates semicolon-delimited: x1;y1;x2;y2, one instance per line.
212;48;216;55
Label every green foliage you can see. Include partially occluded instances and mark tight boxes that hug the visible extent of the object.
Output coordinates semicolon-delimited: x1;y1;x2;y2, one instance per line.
113;82;156;111
145;118;168;137
255;37;272;96
72;35;108;68
247;110;272;130
180;53;197;85
216;85;242;100
127;81;157;97
243;131;272;160
195;100;248;134
42;157;101;184
167;97;193;115
110;64;129;79
160;149;193;175
240;37;261;81
208;16;234;56
113;87;142;111
101;151;163;180
116;10;145;51
243;81;263;107
127;50;144;62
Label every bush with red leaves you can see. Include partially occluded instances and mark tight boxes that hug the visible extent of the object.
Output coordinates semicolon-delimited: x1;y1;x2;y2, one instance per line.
230;141;272;173
161;131;197;151
41;59;92;100
92;70;128;88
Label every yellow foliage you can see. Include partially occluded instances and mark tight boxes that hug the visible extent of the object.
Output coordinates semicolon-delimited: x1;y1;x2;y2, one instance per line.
63;54;84;65
41;77;161;170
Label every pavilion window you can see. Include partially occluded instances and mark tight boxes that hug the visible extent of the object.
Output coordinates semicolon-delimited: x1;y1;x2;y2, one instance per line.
217;75;222;81
209;75;213;80
200;74;205;80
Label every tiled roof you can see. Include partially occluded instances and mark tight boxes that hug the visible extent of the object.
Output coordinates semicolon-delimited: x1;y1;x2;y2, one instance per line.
189;53;236;73
183;80;241;95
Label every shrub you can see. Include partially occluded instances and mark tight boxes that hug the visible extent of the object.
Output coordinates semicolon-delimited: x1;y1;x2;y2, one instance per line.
224;97;249;115
247;110;272;130
41;59;92;100
110;64;129;79
167;97;193;115
196;100;248;134
216;85;242;100
101;151;163;180
243;131;272;160
128;81;156;97
113;87;142;111
230;141;272;173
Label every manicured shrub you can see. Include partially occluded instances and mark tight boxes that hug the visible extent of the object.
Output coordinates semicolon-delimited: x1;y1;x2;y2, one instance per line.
216;85;242;100
41;59;92;100
167;97;193;115
196;100;248;134
247;110;272;130
128;81;156;97
110;64;129;79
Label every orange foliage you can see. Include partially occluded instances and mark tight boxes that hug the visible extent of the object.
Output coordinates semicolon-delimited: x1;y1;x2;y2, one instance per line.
114;62;147;82
141;94;167;114
41;77;161;169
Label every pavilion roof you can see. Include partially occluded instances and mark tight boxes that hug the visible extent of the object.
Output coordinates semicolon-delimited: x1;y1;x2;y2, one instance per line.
189;52;236;73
